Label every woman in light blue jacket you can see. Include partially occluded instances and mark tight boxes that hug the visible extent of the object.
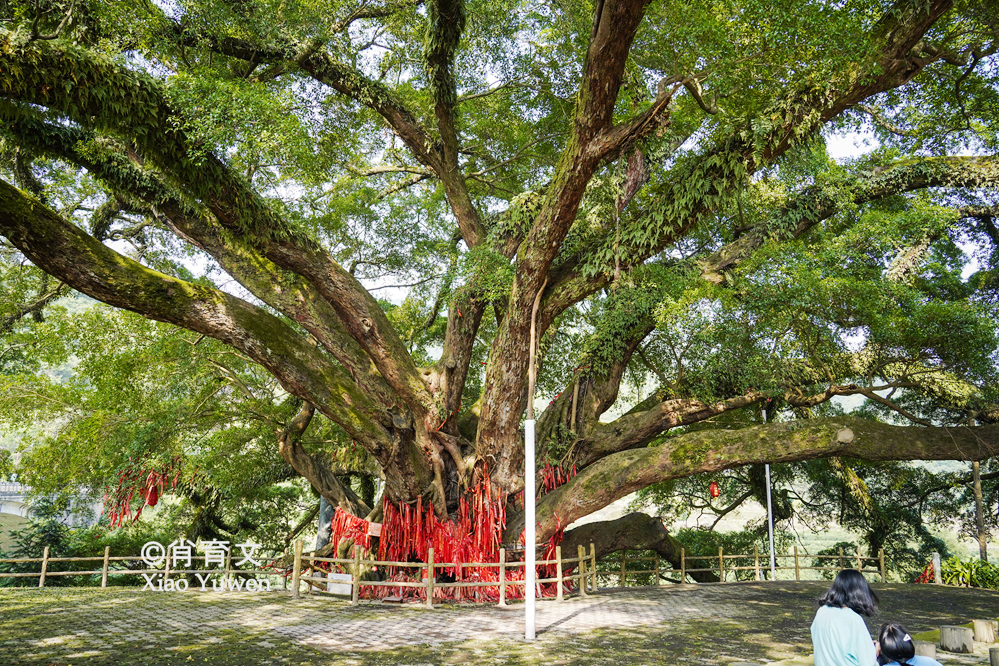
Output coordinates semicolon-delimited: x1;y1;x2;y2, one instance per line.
810;569;880;666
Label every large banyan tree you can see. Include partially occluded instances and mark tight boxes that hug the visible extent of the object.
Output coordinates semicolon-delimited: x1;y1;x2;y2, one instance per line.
2;0;999;572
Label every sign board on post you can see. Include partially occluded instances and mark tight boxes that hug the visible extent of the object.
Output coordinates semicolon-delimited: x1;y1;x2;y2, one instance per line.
327;572;353;596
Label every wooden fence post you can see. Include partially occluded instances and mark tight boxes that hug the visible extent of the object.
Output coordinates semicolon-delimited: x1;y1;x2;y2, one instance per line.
838;547;844;570
223;546;231;584
498;548;507;606
680;548;685;583
879;549;886;583
291;539;302;599
101;546;110;588
577;545;587;597
556;545;563;601
794;546;800;581
718;547;724;583
754;545;761;581
590;543;596;592
426;547;435;608
654;553;660;586
351;545;361;606
38;546;49;588
620;551;627;587
856;545;862;571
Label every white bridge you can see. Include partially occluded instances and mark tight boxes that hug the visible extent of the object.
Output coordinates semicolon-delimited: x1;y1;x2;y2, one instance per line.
0;482;102;525
0;481;31;518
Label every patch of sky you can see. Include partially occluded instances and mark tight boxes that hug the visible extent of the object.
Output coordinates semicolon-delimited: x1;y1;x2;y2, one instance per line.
824;127;880;161
152;0;183;21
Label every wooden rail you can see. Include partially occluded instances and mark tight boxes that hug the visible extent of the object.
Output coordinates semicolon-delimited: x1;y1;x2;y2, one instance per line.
290;541;599;607
0;546;289;588
601;544;886;587
0;540;888;601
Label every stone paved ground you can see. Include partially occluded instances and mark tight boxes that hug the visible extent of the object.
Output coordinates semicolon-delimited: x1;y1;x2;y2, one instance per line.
1;582;997;665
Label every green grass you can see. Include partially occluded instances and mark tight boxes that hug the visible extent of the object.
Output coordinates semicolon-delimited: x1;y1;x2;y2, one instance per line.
910;625;963;643
912;619;999;644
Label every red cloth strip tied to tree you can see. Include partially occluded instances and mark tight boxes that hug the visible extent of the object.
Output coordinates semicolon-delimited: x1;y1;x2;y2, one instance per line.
329;508;371;554
102;456;184;529
913;562;934;584
328;465;573;603
539;460;577;497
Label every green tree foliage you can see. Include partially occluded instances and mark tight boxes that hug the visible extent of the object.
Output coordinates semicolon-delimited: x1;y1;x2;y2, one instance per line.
0;0;998;561
799;459;952;575
0;449;12;480
0;496;191;587
0;497;72;587
0;301;372;548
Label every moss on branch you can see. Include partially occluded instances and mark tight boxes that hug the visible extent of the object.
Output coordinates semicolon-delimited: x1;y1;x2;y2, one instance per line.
0;178;395;453
511;416;999;543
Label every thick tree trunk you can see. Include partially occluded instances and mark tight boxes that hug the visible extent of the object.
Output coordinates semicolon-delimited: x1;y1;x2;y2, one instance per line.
0;0;978;541
314;497;335;550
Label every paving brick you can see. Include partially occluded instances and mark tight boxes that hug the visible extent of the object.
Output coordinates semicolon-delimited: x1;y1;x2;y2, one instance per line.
1;583;998;665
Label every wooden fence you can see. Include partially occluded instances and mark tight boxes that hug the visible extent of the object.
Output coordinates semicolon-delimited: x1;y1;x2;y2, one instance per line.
602;545;886;587
0;545;289;589
291;541;599;607
0;541;887;601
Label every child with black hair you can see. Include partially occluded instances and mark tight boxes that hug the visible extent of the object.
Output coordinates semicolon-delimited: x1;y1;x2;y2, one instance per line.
877;623;942;666
811;569;881;666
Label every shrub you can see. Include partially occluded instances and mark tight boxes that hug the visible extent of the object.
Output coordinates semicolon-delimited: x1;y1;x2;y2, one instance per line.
0;498;176;587
0;497;73;587
940;556;999;590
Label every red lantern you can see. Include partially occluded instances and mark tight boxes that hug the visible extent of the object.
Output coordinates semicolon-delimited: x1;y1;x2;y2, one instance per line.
709;481;720;498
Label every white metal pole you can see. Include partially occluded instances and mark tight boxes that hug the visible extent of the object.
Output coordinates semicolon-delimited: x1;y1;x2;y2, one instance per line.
524;279;546;642
763;407;776;579
765;463;776;579
525;418;536;641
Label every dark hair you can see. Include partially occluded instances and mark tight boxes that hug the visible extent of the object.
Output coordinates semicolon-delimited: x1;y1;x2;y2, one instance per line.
818;569;879;617
879;623;915;665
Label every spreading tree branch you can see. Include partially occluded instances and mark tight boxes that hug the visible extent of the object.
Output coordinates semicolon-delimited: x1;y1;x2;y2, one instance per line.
698;155;999;284
476;0;656;488
539;0;957;326
1;112;400;412
511;416;999;543
0;37;435;418
0;178;401;463
277;401;372;516
0;281;68;333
